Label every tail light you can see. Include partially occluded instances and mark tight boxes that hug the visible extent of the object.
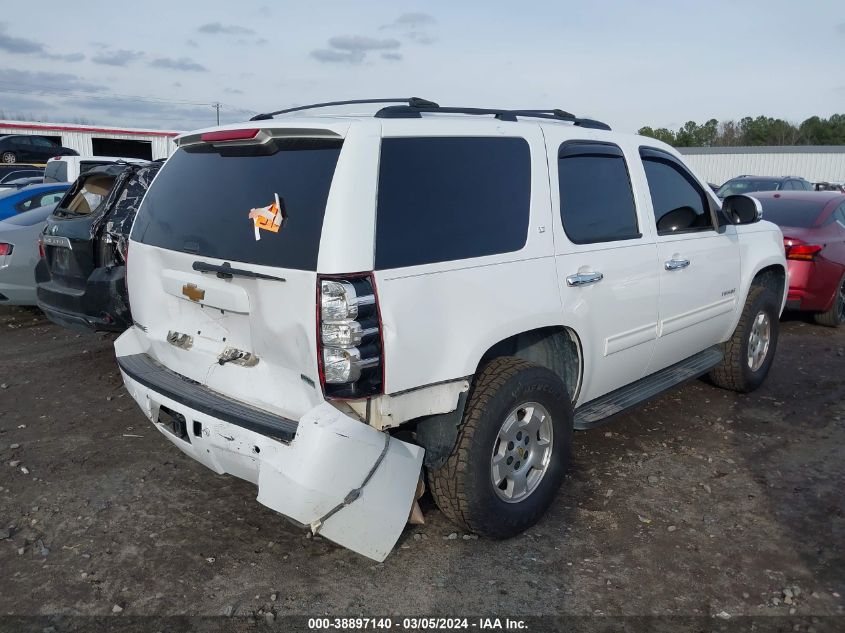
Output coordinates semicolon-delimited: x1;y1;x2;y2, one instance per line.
200;129;259;143
0;243;12;256
783;237;823;261
317;273;384;399
37;237;45;259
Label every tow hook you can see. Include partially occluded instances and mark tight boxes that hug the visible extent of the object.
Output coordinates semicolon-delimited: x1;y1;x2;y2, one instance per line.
217;347;259;367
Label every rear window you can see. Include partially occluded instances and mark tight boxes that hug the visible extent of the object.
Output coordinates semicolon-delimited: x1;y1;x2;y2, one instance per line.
60;173;118;216
133;138;342;270
758;198;829;228
375;137;530;269
43;161;67;183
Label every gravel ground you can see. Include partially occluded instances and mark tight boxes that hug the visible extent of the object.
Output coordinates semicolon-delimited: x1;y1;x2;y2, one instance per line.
0;306;843;628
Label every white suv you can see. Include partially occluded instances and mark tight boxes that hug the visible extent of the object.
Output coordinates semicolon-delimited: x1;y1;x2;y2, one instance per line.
115;98;787;561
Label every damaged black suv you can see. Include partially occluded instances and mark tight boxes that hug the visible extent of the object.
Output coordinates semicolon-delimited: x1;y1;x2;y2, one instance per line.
36;161;162;331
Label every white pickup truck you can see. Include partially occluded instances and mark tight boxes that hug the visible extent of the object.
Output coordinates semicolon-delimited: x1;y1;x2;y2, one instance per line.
114;98;787;561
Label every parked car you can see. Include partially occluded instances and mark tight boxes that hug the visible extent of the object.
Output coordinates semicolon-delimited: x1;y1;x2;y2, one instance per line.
752;190;845;326
0;164;43;180
716;175;813;197
0;135;77;164
0;167;44;186
43;155;148;184
36;161;160;331
0;183;69;221
0;204;57;305
114;98;786;561
813;181;845;193
0;176;44;190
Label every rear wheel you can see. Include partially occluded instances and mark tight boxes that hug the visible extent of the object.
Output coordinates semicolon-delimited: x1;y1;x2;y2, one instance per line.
709;285;779;393
1;151;16;163
428;357;573;538
813;275;845;327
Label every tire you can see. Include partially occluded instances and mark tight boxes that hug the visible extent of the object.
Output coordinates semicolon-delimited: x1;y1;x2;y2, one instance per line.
428;357;573;538
813;274;845;328
709;285;779;393
1;152;16;164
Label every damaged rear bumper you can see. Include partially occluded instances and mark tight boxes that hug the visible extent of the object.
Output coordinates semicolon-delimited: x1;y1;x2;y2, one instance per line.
115;333;424;562
35;261;131;332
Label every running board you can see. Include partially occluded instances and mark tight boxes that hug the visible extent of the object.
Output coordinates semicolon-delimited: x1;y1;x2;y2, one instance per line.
574;346;723;429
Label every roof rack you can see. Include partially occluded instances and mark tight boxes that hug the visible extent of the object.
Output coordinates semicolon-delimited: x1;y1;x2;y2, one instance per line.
248;97;611;131
375;105;611;130
250;97;438;121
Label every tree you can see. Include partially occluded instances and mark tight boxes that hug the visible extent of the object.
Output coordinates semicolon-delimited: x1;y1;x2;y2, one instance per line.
638;113;845;146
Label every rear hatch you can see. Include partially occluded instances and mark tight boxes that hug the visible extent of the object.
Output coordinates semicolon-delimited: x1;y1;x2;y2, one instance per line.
41;166;125;294
127;130;345;420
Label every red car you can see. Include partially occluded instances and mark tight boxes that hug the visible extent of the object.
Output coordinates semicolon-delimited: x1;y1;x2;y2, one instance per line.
753;191;845;327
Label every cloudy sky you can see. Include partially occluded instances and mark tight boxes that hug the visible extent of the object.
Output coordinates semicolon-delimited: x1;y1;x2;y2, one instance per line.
0;0;842;133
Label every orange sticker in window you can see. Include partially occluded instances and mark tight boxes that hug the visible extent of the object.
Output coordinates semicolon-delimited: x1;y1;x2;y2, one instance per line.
248;193;283;241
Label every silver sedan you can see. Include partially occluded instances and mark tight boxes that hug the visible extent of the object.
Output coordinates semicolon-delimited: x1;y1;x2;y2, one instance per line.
0;204;55;305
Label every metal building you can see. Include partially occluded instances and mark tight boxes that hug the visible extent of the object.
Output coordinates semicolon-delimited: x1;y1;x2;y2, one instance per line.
678;146;845;186
0;120;179;160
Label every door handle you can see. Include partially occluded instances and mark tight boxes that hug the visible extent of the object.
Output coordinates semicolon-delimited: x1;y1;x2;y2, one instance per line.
566;271;604;287
665;258;690;271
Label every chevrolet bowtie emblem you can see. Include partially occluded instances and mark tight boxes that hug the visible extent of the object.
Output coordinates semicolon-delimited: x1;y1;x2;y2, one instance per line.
182;283;205;302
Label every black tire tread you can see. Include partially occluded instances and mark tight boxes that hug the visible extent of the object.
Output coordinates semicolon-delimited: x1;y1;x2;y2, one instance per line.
427;356;535;534
812;275;845;327
709;285;771;392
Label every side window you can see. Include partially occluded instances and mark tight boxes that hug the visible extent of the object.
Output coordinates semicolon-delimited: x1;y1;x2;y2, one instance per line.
16;194;39;212
39;192;65;207
801;180;813;191
783;181;795;191
640;148;713;235
375;137;531;269
836;204;845;226
557;142;639;244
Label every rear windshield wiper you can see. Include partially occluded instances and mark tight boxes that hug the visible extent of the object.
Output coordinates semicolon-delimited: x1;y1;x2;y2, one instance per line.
192;261;286;282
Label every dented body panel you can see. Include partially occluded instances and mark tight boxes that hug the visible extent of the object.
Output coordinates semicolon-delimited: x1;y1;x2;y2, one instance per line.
36;162;161;332
116;326;424;561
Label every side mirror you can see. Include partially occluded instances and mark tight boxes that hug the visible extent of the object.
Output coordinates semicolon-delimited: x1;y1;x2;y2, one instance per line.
722;194;762;225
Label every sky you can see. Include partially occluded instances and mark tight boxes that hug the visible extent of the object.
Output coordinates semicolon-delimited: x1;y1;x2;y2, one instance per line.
0;0;842;133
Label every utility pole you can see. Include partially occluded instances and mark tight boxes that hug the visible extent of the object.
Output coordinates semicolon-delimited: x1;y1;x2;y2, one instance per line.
213;102;221;125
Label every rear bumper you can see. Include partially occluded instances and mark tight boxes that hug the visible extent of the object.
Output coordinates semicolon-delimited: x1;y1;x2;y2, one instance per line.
786;259;843;313
35;261;131;332
0;281;37;306
114;330;424;561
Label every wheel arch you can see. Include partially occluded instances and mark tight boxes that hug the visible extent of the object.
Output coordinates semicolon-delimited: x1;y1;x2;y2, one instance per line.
413;325;583;470
749;262;787;310
476;325;584;404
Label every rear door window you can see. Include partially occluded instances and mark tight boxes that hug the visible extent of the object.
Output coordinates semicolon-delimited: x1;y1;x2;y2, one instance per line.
133;138;342;270
558;142;639;244
374;136;530;269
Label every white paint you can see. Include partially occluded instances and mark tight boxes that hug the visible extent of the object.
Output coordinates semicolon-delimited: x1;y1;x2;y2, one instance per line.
116;112;788;560
117;359;423;561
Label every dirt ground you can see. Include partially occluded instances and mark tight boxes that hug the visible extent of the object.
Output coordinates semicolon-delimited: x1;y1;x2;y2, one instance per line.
0;306;843;627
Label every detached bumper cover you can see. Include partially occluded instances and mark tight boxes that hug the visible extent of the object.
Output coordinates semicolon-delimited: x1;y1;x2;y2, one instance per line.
115;331;424;561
